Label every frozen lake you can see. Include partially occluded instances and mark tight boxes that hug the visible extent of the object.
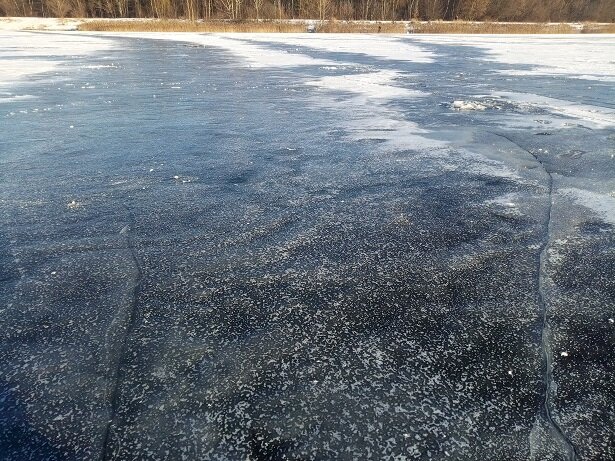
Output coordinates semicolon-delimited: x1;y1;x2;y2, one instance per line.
1;32;614;460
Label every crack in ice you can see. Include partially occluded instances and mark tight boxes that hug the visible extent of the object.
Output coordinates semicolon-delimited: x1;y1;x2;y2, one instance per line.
100;204;143;461
490;131;577;461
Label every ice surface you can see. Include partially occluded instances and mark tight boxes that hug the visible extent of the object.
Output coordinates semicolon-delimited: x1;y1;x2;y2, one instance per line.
0;93;35;103
1;31;614;461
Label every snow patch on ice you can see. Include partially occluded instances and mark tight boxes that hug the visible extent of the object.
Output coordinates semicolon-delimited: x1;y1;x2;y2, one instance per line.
245;34;436;64
413;35;615;82
80;64;119;69
98;32;337;68
344;115;445;151
494;91;615;129
0;32;115;86
67;200;82;210
96;32;436;68
561;188;615;225
200;35;336;68
0;59;58;84
304;69;441;151
306;70;427;100
452;100;487;111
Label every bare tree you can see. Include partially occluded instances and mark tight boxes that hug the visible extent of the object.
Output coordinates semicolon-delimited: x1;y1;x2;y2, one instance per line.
361;0;372;19
458;0;488;20
253;0;263;18
184;0;198;19
44;0;71;17
216;0;241;18
3;0;614;23
317;0;329;19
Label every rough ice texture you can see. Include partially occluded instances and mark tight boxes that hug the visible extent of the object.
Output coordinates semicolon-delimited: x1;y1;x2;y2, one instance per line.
2;31;615;461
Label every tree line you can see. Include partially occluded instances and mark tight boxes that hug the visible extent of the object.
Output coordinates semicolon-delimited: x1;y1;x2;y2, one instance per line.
2;0;613;22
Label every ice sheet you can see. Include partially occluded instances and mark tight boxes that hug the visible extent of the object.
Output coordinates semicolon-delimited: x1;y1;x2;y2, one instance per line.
2;30;614;461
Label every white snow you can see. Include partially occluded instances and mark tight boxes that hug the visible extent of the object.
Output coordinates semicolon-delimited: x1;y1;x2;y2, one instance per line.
0;57;58;84
67;200;81;209
413;34;615;82
343;114;445;151
79;64;119;69
302;70;440;152
494;91;615;129
196;34;335;68
0;17;81;31
306;70;426;100
244;33;436;64
0;32;115;86
86;32;436;68
452;100;487;111
96;32;338;68
561;188;615;225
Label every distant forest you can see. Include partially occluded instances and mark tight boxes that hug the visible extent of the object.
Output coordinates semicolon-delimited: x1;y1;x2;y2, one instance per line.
2;0;614;22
